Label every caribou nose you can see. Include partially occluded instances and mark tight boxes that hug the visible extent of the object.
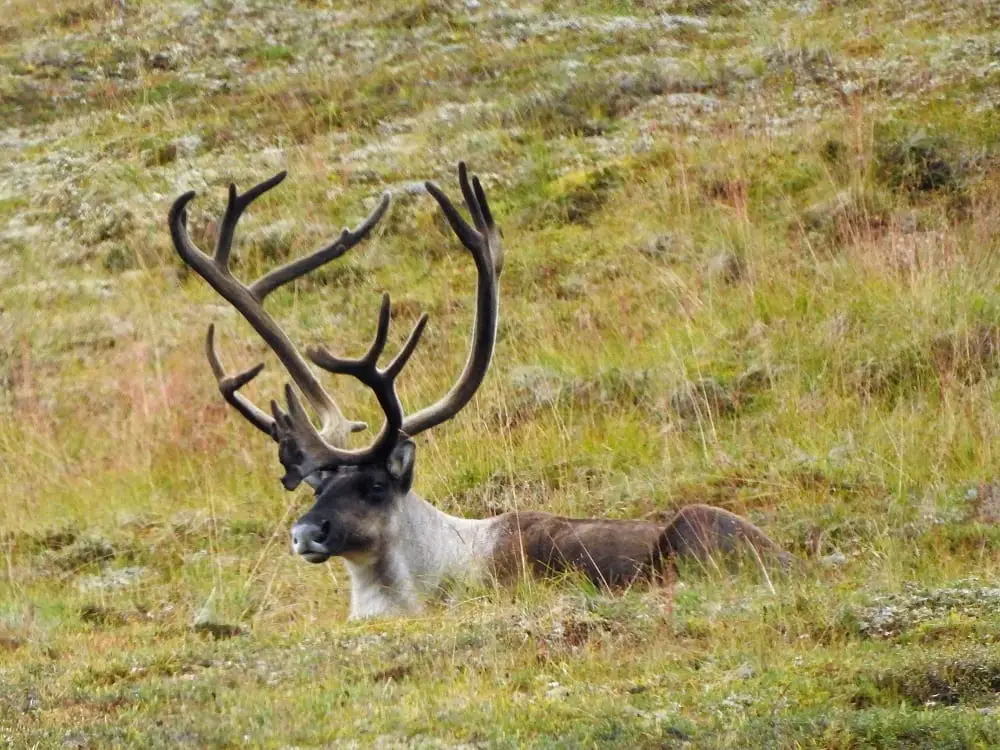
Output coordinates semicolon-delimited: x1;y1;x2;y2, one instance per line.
291;520;331;555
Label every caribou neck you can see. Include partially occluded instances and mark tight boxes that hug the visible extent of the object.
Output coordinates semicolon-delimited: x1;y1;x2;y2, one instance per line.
342;491;499;619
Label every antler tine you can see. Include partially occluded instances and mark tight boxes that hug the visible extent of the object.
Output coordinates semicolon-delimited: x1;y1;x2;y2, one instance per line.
170;173;383;446
426;162;504;274
399;162;503;438
459;163;487;236
215;172;288;267
383;312;429;379
308;294;429;383
284;293;429;466
311;293;393;373
250;192;391;302
204;324;272;435
471;175;503;273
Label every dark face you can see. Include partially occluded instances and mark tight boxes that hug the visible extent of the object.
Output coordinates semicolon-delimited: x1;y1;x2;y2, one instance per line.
290;441;416;564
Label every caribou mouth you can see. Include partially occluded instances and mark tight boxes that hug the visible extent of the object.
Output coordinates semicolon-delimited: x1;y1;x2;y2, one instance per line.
301;551;331;564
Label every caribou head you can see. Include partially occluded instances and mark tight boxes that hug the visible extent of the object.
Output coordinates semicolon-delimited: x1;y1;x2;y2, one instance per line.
290;440;417;564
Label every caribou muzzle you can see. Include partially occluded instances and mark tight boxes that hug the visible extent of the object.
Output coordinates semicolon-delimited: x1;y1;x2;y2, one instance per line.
291;521;333;563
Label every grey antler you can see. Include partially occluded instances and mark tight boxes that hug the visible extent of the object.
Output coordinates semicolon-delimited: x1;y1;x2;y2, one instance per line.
168;172;390;446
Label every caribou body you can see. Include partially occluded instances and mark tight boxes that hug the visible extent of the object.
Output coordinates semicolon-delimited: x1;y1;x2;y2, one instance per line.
293;460;789;619
169;163;790;619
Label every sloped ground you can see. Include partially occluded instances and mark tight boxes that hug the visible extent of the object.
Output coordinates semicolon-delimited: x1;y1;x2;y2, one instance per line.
3;0;1000;746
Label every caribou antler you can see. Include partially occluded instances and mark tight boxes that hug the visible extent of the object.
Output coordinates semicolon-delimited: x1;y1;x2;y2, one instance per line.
404;161;503;436
274;162;504;474
269;293;429;476
168;171;390;447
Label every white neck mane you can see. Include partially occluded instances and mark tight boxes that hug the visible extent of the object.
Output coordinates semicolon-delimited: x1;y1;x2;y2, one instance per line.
342;492;500;619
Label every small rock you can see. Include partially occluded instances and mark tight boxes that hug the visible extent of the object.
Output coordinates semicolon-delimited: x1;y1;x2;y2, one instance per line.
260;147;286;169
896;211;919;234
172;134;203;159
820;551;848;568
62;730;89;749
827;445;851;464
51;536;115;571
147;51;175;71
803;189;887;243
719;693;754;709
664;93;721;112
970;482;1000;524
192;591;244;639
556;275;587;300
191;619;244;639
839;80;864;98
545;681;570;700
77;566;145;593
803;190;855;230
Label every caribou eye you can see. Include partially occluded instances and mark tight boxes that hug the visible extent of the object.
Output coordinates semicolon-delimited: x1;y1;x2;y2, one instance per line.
370;482;387;494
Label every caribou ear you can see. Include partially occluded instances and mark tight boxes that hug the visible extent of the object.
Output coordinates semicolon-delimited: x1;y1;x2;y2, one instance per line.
276;433;306;491
386;440;416;491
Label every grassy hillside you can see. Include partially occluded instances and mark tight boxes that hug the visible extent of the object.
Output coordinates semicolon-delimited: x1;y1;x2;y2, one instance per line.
4;0;1000;746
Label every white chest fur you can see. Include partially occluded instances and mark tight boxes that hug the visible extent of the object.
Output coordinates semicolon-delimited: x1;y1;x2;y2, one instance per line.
341;493;501;619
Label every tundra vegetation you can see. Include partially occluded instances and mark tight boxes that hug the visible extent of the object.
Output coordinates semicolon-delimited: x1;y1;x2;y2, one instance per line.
3;0;1000;747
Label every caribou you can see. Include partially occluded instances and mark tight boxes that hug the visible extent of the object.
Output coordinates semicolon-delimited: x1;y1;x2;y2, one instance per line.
169;163;790;619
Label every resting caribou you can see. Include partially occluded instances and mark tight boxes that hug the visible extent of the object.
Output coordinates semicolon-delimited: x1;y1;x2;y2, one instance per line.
169;163;790;619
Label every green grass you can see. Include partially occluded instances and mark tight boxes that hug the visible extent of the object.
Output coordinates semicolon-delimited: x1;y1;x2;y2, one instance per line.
4;0;1000;746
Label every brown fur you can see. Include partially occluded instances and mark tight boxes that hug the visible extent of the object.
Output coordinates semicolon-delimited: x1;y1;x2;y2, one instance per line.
493;511;664;587
492;503;790;588
656;504;791;568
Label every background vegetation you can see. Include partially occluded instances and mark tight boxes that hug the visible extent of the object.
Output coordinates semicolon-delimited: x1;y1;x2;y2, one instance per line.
3;0;1000;746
